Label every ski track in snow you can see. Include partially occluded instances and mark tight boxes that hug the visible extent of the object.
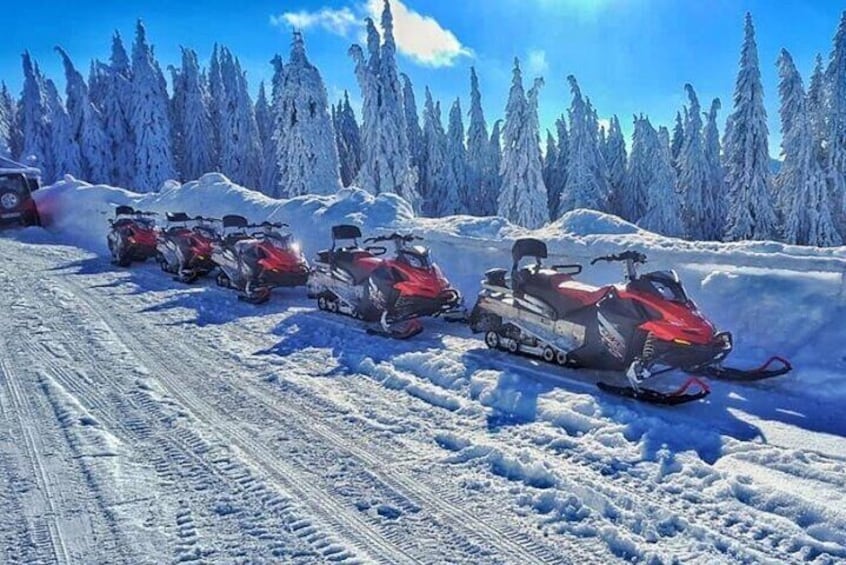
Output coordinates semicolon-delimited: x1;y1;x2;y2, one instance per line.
1;234;845;564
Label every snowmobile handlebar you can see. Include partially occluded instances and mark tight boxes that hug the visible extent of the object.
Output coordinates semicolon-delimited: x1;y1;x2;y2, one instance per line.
590;251;647;265
363;233;423;244
247;221;288;229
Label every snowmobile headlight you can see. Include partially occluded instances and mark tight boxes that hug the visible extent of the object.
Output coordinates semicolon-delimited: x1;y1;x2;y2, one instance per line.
290;242;301;254
673;338;692;346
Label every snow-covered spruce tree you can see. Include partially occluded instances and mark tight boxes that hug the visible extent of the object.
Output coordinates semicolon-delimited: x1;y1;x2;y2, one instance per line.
98;32;135;187
349;1;418;208
56;47;110;184
724;14;778;241
208;44;226;170
703;98;725;240
677;84;713;240
483;119;503;217
621;115;651;223
466;67;493;216
776;49;842;246
640;124;684;237
130;21;175;192
255;82;272;157
670;110;684;171
261;55;284;194
218;48;262;190
807;54;827;166
546;116;569;218
270;32;339;197
497;59;548;228
1;83;22;160
45;78;81;181
605;115;627;218
446;98;469;213
173;48;213;181
826;11;846;235
19;52;52;175
334;91;362;188
401;74;425;197
542;131;558;210
0;83;13;158
559;75;609;216
420;89;454;216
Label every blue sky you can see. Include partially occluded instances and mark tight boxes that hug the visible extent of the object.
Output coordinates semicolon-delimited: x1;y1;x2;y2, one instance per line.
2;0;844;155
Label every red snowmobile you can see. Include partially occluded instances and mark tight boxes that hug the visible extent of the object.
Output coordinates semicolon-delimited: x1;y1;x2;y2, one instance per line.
307;225;464;338
468;239;791;405
211;215;310;304
156;212;221;283
107;205;160;267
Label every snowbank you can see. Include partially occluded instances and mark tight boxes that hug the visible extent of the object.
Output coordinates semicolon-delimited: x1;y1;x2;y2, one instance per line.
32;174;846;399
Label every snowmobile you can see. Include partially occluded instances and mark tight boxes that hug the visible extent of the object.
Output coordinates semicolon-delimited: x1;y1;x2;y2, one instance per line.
210;215;310;304
106;205;159;267
307;225;464;338
468;239;792;405
156;212;221;283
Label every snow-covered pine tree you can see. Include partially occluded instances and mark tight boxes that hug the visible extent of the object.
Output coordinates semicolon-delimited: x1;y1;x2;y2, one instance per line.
497;59;548;228
677;84;713;240
173;48;213;181
724;14;778;241
542;131;558;212
0;83;14;158
130;21;175;192
19;52;52;176
446;98;468;213
776;49;842;246
605;115;627;218
273;31;339;197
56;46;110;184
703;98;725;240
825;11;846;235
100;32;134;187
261;55;284;194
255;82;272;157
621;115;650;223
546;115;569;218
1;83;22;160
559;75;609;215
483;119;503;217
640;124;685;237
466;67;492;216
420;89;454;216
670;111;684;171
208;44;225;170
218;48;262;189
334;91;362;188
807;54;827;167
45;78;81;181
349;1;418;209
401;73;424;197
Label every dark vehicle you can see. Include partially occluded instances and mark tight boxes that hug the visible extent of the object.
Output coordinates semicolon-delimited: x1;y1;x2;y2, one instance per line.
156;212;221;283
0;157;41;228
468;239;791;405
211;215;310;304
107;206;159;267
307;225;464;338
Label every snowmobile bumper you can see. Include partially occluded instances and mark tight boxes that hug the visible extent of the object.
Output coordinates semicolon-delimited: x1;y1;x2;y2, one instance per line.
650;331;733;371
392;289;463;321
260;268;310;288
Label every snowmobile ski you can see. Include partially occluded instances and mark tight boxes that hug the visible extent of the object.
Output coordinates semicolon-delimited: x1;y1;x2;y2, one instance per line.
597;376;711;406
694;356;792;382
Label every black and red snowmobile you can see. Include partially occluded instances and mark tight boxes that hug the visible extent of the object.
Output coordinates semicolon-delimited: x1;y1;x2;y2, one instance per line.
468;239;791;405
307;225;464;338
107;205;160;267
210;215;310;304
156;212;221;283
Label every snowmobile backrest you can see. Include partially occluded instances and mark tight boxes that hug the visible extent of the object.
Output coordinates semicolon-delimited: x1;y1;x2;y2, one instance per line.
115;205;135;217
332;224;362;247
166;212;191;223
222;215;248;229
512;238;548;267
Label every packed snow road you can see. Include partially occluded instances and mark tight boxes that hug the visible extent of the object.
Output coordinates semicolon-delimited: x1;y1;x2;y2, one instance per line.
1;232;845;564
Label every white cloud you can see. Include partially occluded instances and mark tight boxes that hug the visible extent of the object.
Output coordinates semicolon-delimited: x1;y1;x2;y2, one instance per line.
597;118;612;133
526;49;548;76
365;0;472;67
270;7;359;37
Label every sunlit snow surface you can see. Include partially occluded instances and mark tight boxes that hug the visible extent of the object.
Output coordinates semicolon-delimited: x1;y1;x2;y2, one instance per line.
1;173;841;563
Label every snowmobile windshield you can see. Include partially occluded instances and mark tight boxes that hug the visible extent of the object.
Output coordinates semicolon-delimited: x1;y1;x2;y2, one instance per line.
642;271;689;303
399;248;431;269
265;232;294;249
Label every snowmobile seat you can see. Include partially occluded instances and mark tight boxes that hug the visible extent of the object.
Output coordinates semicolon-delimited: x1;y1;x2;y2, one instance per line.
332;224;362;245
512;238;547;265
332;249;381;283
515;268;602;317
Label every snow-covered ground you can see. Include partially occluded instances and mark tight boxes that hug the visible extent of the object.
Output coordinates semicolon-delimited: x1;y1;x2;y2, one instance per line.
1;174;844;563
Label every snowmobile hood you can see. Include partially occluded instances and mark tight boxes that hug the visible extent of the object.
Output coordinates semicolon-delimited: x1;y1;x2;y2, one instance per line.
625;289;717;345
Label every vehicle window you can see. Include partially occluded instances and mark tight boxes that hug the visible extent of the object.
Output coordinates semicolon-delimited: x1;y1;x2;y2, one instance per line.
0;175;26;194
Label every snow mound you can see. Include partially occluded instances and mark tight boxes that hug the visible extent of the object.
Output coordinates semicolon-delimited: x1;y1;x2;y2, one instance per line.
552;209;642;237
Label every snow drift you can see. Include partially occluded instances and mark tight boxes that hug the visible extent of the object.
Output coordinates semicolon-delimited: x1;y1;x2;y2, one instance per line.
32;173;846;400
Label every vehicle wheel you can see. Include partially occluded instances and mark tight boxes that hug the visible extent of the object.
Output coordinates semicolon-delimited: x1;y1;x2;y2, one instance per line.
216;272;230;288
484;331;500;349
110;238;131;267
556;351;569;366
506;338;519;354
542;346;556;363
328;299;339;313
317;296;329;311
